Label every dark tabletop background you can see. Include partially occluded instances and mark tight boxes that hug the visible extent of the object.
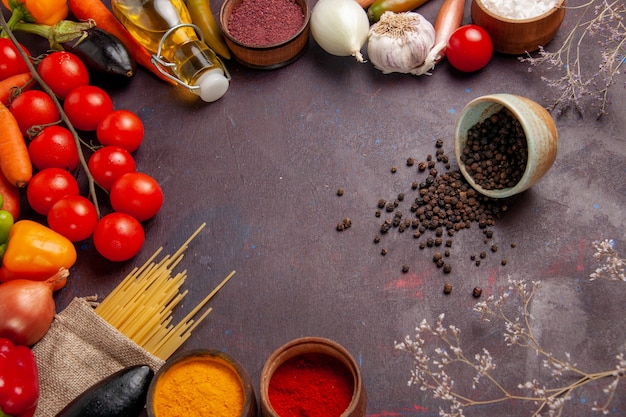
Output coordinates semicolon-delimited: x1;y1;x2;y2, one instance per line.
5;0;626;415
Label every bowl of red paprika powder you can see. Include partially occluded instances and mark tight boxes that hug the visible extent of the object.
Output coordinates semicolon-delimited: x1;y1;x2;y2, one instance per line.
260;337;367;417
219;0;310;69
146;349;257;417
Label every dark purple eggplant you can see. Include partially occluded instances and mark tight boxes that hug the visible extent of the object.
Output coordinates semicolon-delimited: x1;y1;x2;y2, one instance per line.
55;365;154;417
62;27;137;79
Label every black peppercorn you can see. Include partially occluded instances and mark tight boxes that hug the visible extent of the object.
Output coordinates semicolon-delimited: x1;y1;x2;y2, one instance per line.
473;287;482;298
443;283;452;294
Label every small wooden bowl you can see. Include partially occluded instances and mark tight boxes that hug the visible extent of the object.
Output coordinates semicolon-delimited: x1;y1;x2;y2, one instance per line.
219;0;310;69
260;337;367;417
471;0;566;54
454;94;559;199
147;349;257;417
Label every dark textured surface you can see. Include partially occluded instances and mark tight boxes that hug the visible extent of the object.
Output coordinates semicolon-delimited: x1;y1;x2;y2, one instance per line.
7;0;626;415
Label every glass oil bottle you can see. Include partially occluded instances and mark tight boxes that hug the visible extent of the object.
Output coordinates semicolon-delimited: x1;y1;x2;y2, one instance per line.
111;0;229;102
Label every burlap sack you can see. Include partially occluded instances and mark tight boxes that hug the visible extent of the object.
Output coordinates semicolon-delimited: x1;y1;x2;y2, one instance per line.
32;297;165;417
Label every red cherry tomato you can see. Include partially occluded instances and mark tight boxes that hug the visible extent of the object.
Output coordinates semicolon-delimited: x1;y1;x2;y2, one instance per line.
97;110;144;152
9;90;60;137
446;25;493;73
88;146;136;190
26;167;80;215
37;51;90;99
47;195;98;242
0;38;30;81
110;172;163;221
63;85;114;131
28;125;80;171
93;212;145;262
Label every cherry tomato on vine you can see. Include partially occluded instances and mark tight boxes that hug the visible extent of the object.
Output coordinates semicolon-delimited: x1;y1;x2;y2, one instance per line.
29;125;80;171
446;25;493;73
37;51;90;99
9;90;60;137
110;172;163;221
26;167;80;215
47;195;98;242
88;146;136;191
63;85;114;131
97;110;144;152
93;212;145;262
0;38;30;81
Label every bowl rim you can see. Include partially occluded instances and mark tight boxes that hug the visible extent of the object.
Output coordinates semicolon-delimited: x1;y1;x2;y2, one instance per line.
220;0;311;50
146;349;257;417
473;0;565;23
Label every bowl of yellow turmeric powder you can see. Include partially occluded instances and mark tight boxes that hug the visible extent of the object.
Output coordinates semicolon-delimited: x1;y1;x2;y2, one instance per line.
147;349;257;417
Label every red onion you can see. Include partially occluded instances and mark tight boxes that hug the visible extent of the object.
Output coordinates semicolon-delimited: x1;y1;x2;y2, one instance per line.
0;268;68;346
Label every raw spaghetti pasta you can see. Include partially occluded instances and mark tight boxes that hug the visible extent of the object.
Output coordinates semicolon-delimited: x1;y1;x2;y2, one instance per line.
95;223;236;360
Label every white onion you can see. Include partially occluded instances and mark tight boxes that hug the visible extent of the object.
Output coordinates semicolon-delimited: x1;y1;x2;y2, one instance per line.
310;0;370;62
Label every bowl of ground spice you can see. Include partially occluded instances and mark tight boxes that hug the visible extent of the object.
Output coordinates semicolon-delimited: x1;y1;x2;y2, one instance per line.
471;0;565;54
260;337;367;417
147;349;257;417
219;0;310;69
454;94;558;199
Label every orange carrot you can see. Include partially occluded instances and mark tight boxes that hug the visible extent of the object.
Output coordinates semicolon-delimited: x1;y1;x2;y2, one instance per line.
0;72;34;106
0;104;32;188
0;167;21;220
68;0;174;84
355;0;377;8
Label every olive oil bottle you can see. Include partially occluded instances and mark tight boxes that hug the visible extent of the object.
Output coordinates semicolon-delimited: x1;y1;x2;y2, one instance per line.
111;0;229;102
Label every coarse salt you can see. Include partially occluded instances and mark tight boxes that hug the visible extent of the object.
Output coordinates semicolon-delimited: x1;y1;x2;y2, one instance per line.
481;0;558;20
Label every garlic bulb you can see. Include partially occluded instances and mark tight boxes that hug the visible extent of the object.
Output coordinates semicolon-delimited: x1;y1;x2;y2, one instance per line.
310;0;370;62
367;11;438;75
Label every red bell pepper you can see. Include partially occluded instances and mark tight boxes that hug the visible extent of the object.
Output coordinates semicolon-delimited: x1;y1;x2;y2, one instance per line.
0;338;38;417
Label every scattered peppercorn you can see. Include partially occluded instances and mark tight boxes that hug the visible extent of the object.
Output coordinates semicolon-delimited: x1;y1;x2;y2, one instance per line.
407;157;415;166
381;248;388;256
391;166;397;173
336;188;344;196
443;264;451;273
402;264;410;273
501;258;507;265
443;283;453;294
472;287;482;297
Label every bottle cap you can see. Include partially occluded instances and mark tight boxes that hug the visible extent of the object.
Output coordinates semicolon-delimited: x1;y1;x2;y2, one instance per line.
194;69;229;102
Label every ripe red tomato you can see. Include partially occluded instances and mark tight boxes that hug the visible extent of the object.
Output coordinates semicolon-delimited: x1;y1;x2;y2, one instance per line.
9;90;60;137
446;25;493;73
97;110;144;152
88;146;136;190
63;85;114;131
37;51;90;99
28;125;80;171
26;167;80;215
0;38;30;81
110;172;163;221
47;195;98;242
93;212;145;262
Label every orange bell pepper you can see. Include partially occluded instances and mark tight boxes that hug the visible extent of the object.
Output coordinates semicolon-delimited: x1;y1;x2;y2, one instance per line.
2;0;68;29
0;220;76;289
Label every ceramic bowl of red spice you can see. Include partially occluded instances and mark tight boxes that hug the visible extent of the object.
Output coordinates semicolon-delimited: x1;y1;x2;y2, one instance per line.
259;337;367;417
219;0;310;69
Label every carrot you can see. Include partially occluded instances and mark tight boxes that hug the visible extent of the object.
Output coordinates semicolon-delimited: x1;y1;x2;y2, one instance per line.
0;104;32;188
355;0;377;8
433;0;465;61
0;167;21;220
0;72;34;106
68;0;174;84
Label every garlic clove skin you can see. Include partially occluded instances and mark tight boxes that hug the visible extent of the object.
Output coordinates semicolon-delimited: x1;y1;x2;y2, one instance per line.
367;12;436;75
